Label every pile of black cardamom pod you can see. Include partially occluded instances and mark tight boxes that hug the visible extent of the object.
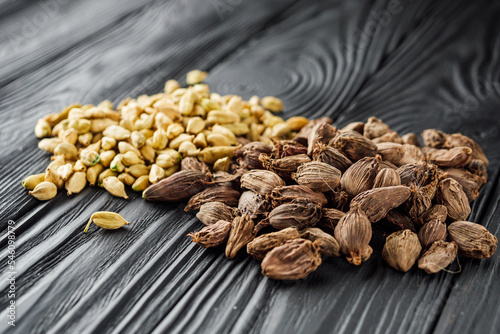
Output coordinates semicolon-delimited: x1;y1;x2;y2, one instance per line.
144;116;497;280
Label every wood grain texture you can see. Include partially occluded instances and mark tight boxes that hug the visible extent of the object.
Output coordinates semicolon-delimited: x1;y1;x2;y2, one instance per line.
0;0;499;333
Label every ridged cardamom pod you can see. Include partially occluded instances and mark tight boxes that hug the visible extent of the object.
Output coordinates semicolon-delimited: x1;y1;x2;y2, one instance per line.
341;121;364;134
341;156;380;198
418;241;458;274
103;176;128;199
443;168;480;202
331;130;378;161
401;133;420;146
181;157;210;174
376;142;404;165
292;161;341;193
422;129;447;148
65;171;87;195
317;208;345;232
397;162;437;186
29;181;57;200
399;144;425;165
373;168;401;188
184;186;240;212
372;131;403;144
312;142;352;172
300;227;340;257
351;186;411;222
256;198;322;232
307;122;336;156
418;219;447;248
22;173;46;190
417;204;447;227
259;153;311;179
443;133;488;167
225;215;255;259
247;227;300;260
426;146;472;167
405;181;437;220
334;204;373;265
196;202;239;225
261;239;322;280
382;229;422;272
84;211;130;233
240;170;285;196
187;220;232;248
269;185;328;207
293;117;333;145
235;142;273;170
448;221;497;259
238;191;271;219
143;170;209;202
436;178;471;221
363;117;390;140
383;209;416;232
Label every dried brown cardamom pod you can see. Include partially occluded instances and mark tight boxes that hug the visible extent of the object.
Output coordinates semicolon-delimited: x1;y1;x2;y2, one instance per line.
448;221;497;259
225;215;255;259
382;229;422;272
363;116;390;139
397;162;437;186
443;133;488;167
196;202;239;225
255;198;322;232
269;185;328;207
442;168;480;202
341;156;380;198
418;219;447;248
184;186;240;212
247;227;300;260
307;122;337;156
401;133;420;147
187;220;232;248
379;160;398;170
261;239;322;280
341;121;364;134
405;182;437;220
330;188;349;211
371;131;403;144
143;170;209;202
351;186;411;222
436;178;471;221
418;241;458;274
293;117;333;146
269;139;306;158
259;153;311;179
334;203;373;265
383;209;416;232
422;129;447;148
318;208;346;232
240;169;285;196
399;144;426;165
418;204;448;227
234;142;273;170
292;161;341;193
376;142;404;165
300;227;340;257
426;146;472;167
373;168;401;188
180;157;210;174
331;130;378;161
463;159;488;184
238;191;271;219
312;142;353;172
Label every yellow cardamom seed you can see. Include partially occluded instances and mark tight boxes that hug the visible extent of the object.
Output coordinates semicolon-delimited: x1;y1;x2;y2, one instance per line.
118;172;136;186
29;181;57;200
100;150;116;168
103;176;129;199
22;173;46;190
164;79;180;94
97;169;117;187
132;175;151;192
149;164;165;183
86;163;104;186
65;172;87;195
54;142;78;160
34;119;52;138
80;148;100;166
260;96;284;112
84;211;130;233
186;70;207;85
101;136;117;150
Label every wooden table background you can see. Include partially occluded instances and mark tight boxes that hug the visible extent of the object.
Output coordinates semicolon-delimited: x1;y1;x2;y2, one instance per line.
1;0;500;333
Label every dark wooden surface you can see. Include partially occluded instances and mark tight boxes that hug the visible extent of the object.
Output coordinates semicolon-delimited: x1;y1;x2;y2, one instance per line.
1;0;500;333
